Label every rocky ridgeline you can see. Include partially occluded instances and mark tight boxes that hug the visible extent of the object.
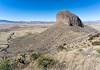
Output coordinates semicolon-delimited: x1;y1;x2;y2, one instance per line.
0;32;14;56
37;11;98;52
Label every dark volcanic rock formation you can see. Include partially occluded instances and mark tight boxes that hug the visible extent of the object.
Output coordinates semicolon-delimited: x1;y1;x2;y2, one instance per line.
56;11;84;27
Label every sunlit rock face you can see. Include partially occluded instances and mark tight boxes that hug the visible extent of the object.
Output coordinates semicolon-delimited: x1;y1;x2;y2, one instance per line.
56;11;84;27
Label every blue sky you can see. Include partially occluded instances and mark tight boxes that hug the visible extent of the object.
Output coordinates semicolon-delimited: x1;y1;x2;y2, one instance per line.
0;0;100;21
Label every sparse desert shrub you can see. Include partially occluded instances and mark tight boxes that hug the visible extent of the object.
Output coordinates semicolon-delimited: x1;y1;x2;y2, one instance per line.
57;45;70;51
31;51;40;60
38;56;56;70
78;48;83;52
26;32;33;35
63;43;67;46
16;54;26;64
92;41;100;46
88;33;100;41
88;36;94;41
96;48;100;54
0;59;13;70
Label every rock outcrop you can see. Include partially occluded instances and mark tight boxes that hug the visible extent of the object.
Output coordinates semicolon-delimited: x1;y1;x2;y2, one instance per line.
56;11;84;27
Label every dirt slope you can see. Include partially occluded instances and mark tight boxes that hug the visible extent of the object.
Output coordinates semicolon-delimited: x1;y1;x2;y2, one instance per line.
6;23;97;57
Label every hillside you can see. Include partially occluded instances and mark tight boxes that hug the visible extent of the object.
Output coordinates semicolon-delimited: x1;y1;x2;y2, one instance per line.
6;11;98;56
0;11;100;70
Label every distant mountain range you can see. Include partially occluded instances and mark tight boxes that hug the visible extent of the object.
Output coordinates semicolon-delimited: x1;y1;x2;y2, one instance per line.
0;19;100;24
0;20;27;23
84;20;100;24
0;19;55;24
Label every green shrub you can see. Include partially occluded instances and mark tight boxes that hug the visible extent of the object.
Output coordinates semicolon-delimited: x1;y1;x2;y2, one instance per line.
0;60;12;70
31;51;40;60
38;56;56;70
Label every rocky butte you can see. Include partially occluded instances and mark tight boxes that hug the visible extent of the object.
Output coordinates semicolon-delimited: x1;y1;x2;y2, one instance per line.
56;11;84;27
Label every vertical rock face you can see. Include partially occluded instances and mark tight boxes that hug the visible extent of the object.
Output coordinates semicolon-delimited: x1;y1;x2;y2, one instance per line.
56;11;84;27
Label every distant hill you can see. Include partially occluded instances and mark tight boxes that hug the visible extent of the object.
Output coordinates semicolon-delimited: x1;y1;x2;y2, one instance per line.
84;20;100;24
0;19;55;24
0;19;100;24
0;20;26;23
